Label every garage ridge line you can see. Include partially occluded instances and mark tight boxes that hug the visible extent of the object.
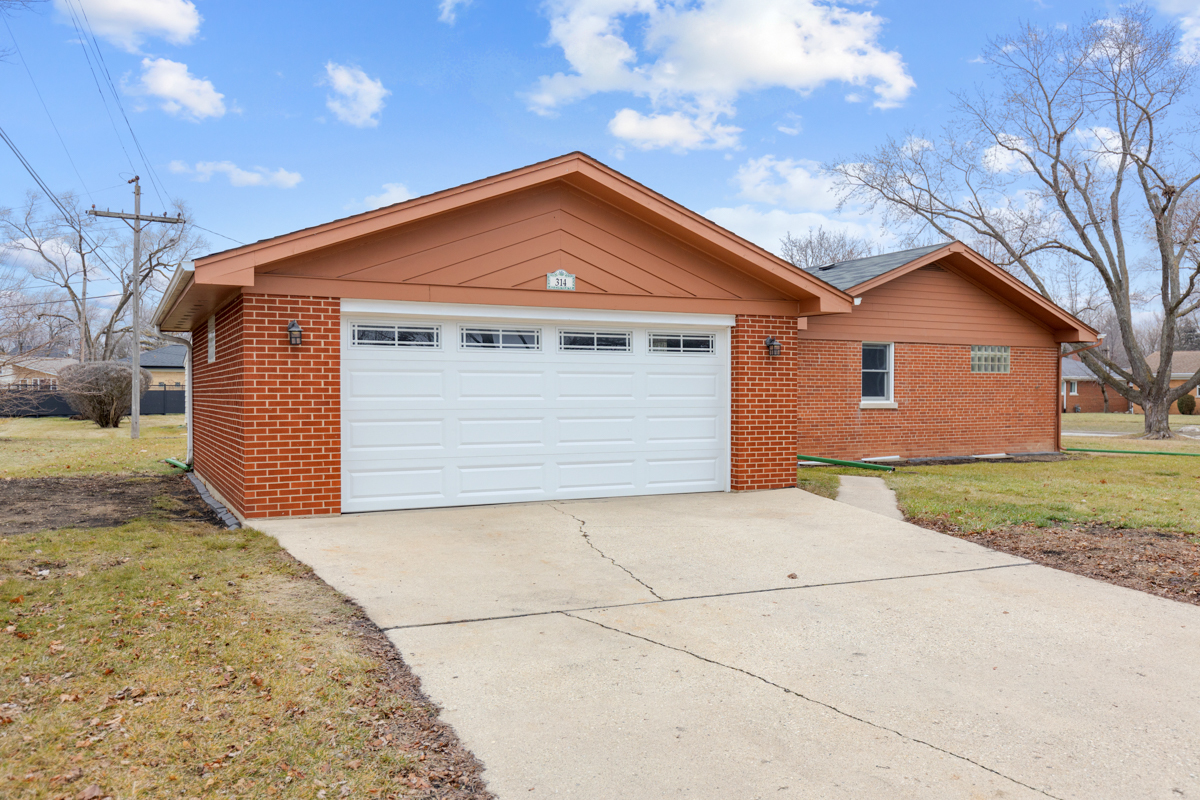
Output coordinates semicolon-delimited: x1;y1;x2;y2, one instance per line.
379;561;1034;632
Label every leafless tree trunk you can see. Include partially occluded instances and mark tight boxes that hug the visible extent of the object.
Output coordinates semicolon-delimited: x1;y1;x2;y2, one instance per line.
830;6;1200;438
1;191;205;363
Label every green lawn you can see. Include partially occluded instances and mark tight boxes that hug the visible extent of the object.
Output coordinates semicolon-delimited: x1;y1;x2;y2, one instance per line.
801;444;1200;534
0;415;187;478
1061;411;1195;433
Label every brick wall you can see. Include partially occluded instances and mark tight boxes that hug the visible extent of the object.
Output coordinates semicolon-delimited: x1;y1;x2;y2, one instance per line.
796;340;1058;460
193;294;341;519
192;297;247;515
1063;380;1131;414
731;315;798;490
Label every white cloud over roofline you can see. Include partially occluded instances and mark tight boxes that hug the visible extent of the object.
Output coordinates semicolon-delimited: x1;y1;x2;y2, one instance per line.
322;62;390;128
132;58;225;121
169;160;302;189
54;0;202;53
528;0;915;151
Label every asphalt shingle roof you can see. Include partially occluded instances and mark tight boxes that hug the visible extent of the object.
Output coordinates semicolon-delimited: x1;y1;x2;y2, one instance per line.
120;344;186;369
802;243;950;292
1146;351;1200;377
1061;358;1099;380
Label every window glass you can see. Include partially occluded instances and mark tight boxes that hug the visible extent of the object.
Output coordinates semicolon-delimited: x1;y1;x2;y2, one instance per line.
649;332;715;354
352;324;439;347
461;327;541;350
862;343;891;400
207;316;216;363
559;331;632;351
971;345;1010;373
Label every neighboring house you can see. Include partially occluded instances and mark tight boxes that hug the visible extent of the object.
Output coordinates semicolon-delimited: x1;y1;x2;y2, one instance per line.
119;345;187;387
0;357;78;387
1137;351;1200;414
1061;357;1131;414
152;153;1095;520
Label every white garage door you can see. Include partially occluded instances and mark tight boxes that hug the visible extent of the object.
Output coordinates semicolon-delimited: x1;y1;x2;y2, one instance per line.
341;302;731;513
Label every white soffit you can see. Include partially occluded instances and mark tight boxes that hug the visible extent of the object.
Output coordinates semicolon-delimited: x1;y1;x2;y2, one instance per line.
341;299;736;328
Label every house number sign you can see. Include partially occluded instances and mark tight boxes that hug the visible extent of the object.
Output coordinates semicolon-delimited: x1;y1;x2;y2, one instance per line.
546;269;576;291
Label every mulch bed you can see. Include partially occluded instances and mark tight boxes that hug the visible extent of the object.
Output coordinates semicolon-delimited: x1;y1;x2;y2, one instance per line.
917;517;1200;605
0;474;223;535
1;473;495;798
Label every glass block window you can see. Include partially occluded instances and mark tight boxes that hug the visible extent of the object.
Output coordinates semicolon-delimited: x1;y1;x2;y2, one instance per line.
461;327;541;350
352;324;440;347
971;345;1010;373
862;343;891;400
559;330;632;351
649;332;716;354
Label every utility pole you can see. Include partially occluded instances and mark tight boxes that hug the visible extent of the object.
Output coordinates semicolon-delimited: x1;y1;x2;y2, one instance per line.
88;177;184;439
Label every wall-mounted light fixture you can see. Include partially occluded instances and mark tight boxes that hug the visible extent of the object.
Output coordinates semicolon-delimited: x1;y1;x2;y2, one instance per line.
764;336;782;358
287;320;303;346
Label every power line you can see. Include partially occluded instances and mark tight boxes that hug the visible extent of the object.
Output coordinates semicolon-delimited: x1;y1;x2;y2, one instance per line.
67;0;169;209
2;14;93;204
191;224;245;245
2;292;123;310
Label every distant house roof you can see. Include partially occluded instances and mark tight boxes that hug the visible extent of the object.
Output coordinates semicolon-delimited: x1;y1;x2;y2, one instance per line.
17;357;78;376
119;344;187;369
802;243;949;292
1061;357;1100;380
1146;350;1200;378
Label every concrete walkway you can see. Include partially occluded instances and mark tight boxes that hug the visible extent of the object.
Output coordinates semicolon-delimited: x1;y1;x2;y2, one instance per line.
256;490;1200;799
836;475;904;519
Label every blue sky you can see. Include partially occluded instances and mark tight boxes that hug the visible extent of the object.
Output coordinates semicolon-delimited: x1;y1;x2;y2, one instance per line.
3;0;1197;258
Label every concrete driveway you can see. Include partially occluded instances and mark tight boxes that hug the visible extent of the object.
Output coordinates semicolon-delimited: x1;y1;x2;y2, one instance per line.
256;489;1200;799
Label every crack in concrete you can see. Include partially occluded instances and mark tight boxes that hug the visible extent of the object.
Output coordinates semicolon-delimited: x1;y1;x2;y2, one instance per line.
381;562;1034;631
550;504;663;600
563;612;1064;800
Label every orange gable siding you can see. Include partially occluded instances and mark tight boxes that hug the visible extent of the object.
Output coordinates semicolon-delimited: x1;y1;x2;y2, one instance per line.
798;263;1057;347
248;185;803;315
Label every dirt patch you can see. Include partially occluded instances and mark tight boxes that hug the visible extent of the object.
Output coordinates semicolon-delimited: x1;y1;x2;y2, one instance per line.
891;453;1073;467
0;473;221;535
917;518;1200;605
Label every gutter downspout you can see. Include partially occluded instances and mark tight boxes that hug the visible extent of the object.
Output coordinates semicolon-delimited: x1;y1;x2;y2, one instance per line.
151;261;195;465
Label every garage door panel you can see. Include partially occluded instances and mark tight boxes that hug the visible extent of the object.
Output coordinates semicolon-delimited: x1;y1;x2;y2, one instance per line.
348;369;445;400
458;370;546;399
458;417;546;448
557;415;637;446
343;315;729;511
347;419;446;452
646;372;719;399
457;462;548;497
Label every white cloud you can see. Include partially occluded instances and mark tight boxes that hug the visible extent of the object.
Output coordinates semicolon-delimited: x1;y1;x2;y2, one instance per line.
982;134;1031;174
322;62;390;128
704;205;881;253
733;156;840;211
54;0;201;53
363;183;414;209
132;58;225;121
528;0;914;151
1159;0;1200;55
169;160;302;189
608;109;740;151
774;113;802;136
438;0;471;24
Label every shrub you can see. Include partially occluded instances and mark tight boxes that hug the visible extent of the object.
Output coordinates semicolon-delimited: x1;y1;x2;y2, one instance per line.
1178;392;1196;416
58;362;152;428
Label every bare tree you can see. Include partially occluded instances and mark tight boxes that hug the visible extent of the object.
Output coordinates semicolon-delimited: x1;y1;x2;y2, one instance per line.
779;226;880;270
59;362;151;428
830;6;1200;438
0;191;205;363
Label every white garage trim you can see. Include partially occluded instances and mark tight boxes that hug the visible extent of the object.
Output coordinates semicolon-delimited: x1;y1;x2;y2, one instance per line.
341;301;732;513
341;298;736;328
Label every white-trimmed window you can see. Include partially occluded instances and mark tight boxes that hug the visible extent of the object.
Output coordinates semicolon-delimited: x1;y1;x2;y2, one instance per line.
971;345;1010;373
861;343;893;404
461;327;541;350
649;332;715;354
352;323;440;348
559;330;632;352
207;316;216;363
1068;381;1079;395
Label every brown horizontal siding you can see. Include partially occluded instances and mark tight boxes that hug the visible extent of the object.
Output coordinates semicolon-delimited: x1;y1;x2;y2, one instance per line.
800;265;1056;347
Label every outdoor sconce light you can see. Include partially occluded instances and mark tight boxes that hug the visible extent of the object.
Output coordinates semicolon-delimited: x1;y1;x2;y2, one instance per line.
287;320;303;346
764;336;782;358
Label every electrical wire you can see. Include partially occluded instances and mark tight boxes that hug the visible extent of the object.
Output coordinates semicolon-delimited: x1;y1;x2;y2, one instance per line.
2;14;93;204
1;293;123;310
67;0;169;209
191;224;245;246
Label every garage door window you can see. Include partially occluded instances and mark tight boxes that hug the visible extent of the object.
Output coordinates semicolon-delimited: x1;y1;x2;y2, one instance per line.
461;327;541;350
649;332;715;354
352;323;440;347
559;330;632;351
